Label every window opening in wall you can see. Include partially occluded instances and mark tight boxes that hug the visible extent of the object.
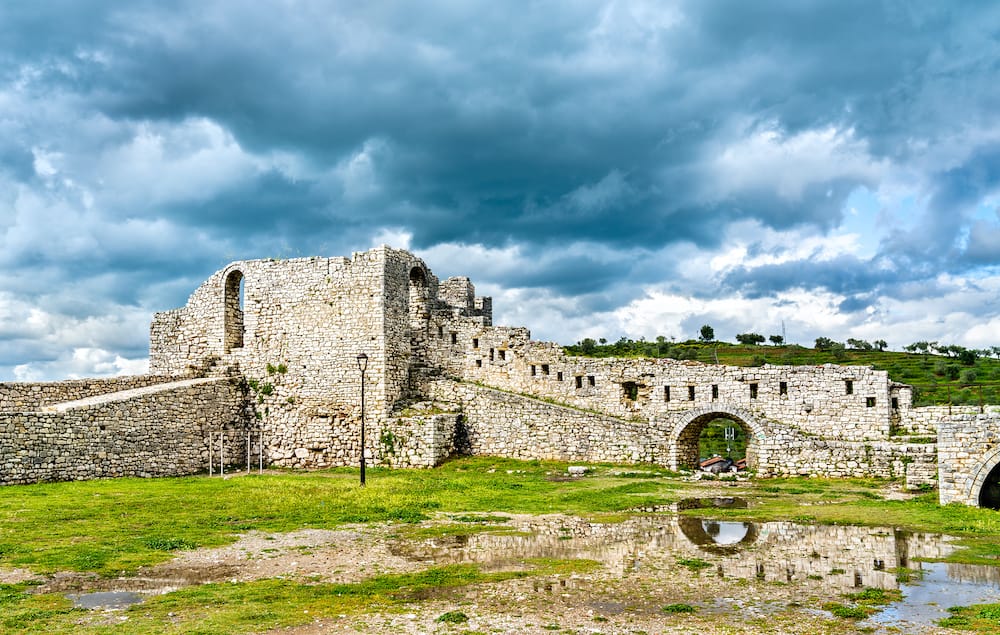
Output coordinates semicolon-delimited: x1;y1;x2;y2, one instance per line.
866;397;876;407
438;325;444;338
711;384;719;400
557;371;563;381
845;379;854;395
541;364;549;375
224;269;245;353
489;348;494;361
623;381;639;401
873;559;885;571
588;375;596;387
575;375;583;389
472;338;479;349
891;397;899;410
688;385;696;401
749;383;758;399
530;365;536;376
779;381;788;396
475;359;482;368
498;349;506;360
450;332;457;344
664;386;671;402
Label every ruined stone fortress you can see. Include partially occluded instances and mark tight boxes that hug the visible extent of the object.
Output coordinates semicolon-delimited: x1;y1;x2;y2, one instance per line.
2;246;999;507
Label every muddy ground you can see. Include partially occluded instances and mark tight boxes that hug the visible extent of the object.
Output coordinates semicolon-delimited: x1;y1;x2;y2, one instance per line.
5;494;972;635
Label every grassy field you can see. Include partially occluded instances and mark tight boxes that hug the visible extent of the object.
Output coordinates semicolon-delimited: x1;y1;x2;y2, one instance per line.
564;340;1000;406
2;459;1000;633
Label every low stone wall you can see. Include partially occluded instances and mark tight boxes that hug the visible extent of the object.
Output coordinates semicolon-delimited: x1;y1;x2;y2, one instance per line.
0;378;248;485
898;405;984;436
938;413;1000;505
756;437;938;488
424;379;663;464
0;375;181;414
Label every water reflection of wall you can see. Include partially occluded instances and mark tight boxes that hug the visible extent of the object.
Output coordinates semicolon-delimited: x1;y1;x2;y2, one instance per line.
396;516;964;595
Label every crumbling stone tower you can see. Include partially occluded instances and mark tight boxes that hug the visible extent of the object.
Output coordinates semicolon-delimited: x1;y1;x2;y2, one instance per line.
149;246;491;467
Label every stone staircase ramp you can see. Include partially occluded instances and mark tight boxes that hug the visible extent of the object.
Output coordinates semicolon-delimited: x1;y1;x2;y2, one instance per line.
39;377;225;413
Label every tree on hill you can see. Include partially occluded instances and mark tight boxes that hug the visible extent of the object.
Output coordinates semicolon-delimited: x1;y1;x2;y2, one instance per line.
874;339;888;351
736;332;766;345
846;338;874;351
699;325;715;342
769;334;784;346
814;337;838;351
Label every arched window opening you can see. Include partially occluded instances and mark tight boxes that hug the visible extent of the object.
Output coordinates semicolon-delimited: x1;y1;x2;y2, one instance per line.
224;270;245;353
979;463;1000;510
408;266;429;328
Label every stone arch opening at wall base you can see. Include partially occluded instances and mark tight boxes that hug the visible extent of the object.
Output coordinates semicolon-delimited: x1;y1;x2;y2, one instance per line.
668;406;763;473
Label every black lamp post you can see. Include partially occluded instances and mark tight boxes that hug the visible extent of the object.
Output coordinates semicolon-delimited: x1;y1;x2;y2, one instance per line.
356;352;368;486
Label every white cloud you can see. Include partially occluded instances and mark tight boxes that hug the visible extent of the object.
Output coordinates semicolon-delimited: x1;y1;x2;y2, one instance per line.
13;348;148;382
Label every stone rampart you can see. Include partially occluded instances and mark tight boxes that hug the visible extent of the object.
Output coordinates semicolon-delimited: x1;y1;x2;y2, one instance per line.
0;378;248;485
938;412;1000;505
0;375;179;414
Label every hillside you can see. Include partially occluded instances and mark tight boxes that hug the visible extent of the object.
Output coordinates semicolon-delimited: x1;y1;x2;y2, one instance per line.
563;340;1000;407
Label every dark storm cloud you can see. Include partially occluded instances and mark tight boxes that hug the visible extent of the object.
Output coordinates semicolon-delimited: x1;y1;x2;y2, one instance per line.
3;1;1000;377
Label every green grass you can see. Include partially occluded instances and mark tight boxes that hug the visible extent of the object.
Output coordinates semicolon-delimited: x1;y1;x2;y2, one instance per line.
563;341;1000;406
0;458;678;575
939;603;1000;631
1;562;588;634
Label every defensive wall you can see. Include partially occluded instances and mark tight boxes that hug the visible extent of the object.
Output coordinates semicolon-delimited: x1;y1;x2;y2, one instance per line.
1;246;999;506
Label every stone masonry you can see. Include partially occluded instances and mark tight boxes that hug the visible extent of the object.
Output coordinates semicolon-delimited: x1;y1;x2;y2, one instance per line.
2;246;999;504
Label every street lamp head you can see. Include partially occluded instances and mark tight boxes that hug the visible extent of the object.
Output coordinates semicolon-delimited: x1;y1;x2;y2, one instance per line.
356;352;368;371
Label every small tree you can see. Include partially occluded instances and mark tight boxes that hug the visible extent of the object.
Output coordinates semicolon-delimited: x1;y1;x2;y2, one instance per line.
699;325;715;342
874;339;888;351
814;337;837;351
846;338;873;351
580;338;596;354
769;334;784;346
736;333;766;346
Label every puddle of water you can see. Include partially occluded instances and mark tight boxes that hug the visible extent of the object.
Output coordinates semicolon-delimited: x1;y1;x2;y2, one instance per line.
677;497;749;510
867;561;1000;631
391;514;1000;629
67;591;145;610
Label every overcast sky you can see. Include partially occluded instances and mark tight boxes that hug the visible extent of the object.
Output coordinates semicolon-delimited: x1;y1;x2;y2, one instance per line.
2;1;999;381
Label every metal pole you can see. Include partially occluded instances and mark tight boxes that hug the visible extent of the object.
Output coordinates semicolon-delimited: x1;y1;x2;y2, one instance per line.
247;430;251;474
259;430;264;474
208;434;213;476
357;353;368;487
220;432;225;476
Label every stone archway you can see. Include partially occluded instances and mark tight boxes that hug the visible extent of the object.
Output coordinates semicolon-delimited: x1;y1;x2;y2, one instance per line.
667;405;765;472
962;447;1000;509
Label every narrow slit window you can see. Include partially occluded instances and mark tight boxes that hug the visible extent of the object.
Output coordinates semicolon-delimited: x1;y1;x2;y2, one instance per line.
557;371;563;381
450;332;457;345
489;348;495;361
866;397;876;407
438;325;444;338
845;379;854;395
475;359;482;368
664;386;671;402
498;349;506;360
575;375;583;389
779;381;788;396
541;364;549;375
711;384;719;400
750;383;758;399
530;365;536;376
891;397;899;410
688;385;696;401
472;338;479;349
588;375;596;387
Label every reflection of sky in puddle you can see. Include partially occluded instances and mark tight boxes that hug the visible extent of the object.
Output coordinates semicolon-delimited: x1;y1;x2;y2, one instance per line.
68;591;144;609
700;520;750;545
868;562;1000;632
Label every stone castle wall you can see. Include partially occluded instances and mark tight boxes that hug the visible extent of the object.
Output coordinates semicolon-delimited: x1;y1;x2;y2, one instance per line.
0;378;248;485
0;375;178;414
937;410;1000;505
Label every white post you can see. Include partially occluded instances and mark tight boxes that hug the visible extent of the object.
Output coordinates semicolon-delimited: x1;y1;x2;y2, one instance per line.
208;434;213;476
247;430;251;474
258;430;264;473
220;432;225;476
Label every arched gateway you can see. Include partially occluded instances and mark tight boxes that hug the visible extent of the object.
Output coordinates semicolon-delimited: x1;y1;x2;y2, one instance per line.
963;447;1000;510
667;404;765;472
